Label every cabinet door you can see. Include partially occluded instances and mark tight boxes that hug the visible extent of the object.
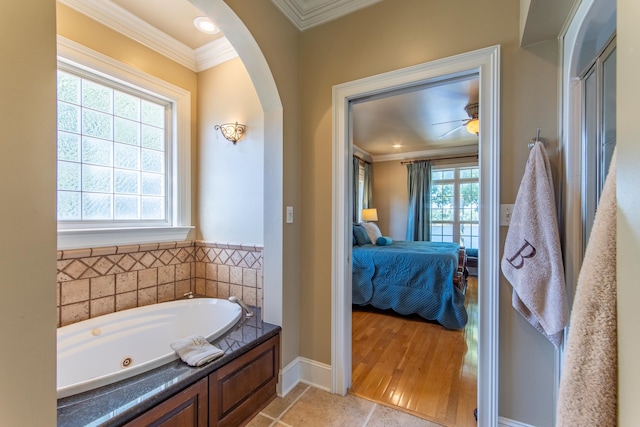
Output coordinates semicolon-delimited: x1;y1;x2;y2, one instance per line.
209;335;280;427
125;377;208;427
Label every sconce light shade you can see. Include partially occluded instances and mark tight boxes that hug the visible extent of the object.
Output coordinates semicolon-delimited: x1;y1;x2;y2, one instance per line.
361;208;378;222
215;122;246;144
466;118;479;135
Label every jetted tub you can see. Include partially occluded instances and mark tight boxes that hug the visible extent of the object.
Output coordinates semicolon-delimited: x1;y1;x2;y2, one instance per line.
57;298;242;399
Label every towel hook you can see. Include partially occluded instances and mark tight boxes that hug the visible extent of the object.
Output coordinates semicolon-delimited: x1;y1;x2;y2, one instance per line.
528;128;543;149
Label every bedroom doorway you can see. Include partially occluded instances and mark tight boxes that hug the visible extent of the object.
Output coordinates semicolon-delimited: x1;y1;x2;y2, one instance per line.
331;45;501;427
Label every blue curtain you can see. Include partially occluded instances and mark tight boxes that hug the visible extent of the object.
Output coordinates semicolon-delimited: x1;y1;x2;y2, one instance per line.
406;161;432;241
363;161;373;210
353;157;360;223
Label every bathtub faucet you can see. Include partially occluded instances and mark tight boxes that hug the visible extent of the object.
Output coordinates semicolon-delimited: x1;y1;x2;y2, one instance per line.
228;296;254;318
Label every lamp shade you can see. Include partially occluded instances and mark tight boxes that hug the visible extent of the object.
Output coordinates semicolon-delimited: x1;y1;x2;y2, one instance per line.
361;208;378;222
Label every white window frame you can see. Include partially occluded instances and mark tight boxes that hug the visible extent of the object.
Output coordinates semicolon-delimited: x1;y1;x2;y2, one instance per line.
430;163;479;247
56;36;192;249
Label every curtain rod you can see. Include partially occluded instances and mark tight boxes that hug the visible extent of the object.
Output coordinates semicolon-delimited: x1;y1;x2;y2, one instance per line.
353;154;371;165
400;153;478;165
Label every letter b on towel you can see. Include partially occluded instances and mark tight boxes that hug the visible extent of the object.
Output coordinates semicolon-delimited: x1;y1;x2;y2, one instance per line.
506;240;536;269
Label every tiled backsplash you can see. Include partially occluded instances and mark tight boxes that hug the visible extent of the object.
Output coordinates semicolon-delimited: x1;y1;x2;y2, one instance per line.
56;240;263;327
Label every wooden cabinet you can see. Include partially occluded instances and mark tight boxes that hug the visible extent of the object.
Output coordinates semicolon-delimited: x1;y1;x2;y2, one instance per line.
123;334;279;427
124;377;208;427
209;335;280;427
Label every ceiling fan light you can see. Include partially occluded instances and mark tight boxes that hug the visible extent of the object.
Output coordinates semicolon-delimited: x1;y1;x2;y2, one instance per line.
466;118;479;135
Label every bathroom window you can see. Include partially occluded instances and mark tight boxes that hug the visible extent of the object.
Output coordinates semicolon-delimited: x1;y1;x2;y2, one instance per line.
57;65;170;223
57;39;192;249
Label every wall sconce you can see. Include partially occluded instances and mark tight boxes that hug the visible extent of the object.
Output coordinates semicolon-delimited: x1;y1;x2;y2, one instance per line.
361;208;378;222
215;122;246;144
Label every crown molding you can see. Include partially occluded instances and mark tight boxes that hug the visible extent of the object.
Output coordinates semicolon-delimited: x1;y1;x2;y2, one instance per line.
59;0;236;72
271;0;382;31
371;144;479;163
194;38;239;72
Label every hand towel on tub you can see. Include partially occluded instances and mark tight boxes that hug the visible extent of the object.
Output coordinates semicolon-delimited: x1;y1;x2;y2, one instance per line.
500;141;569;348
170;335;224;367
557;149;617;427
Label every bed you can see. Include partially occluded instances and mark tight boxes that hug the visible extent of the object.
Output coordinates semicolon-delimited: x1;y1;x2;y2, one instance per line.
352;239;468;329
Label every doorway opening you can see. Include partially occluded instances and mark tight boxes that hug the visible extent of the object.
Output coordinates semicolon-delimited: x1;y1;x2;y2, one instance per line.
332;45;501;427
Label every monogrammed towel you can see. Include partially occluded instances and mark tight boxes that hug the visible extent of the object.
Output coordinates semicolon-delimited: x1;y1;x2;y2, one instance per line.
501;141;568;348
170;335;224;367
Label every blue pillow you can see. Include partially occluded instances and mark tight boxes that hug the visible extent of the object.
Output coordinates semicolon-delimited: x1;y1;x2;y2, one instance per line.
353;224;371;245
376;236;392;246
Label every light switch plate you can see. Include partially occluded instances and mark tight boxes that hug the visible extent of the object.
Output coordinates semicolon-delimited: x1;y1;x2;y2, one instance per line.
286;206;293;224
500;204;514;226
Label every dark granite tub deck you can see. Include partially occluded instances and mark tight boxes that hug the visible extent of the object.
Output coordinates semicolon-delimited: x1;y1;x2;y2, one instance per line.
57;307;280;427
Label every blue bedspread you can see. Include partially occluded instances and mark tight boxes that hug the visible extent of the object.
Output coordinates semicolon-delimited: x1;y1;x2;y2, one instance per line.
352;241;467;329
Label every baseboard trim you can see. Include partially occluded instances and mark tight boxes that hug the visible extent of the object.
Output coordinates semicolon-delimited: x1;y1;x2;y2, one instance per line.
279;357;332;396
498;416;537;427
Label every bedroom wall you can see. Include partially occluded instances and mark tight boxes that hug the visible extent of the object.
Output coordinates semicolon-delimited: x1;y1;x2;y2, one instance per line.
371;160;408;241
297;1;560;425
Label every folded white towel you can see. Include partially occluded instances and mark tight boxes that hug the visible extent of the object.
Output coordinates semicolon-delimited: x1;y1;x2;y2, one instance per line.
170;335;224;367
501;141;569;348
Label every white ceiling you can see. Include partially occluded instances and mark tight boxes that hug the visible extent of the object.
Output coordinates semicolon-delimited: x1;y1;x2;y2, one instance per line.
352;75;479;159
61;0;479;159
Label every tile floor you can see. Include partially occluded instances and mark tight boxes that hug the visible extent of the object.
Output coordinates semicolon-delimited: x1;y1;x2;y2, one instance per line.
247;383;445;427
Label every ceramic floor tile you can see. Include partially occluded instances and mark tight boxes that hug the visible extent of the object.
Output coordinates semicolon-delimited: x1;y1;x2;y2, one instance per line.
365;404;445;427
262;383;310;419
280;386;374;427
246;414;275;427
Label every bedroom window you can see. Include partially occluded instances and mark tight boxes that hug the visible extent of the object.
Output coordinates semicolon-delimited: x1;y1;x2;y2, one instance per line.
430;166;479;248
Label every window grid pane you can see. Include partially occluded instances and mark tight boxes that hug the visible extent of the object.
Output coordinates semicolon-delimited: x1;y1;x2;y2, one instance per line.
431;166;479;248
56;67;167;222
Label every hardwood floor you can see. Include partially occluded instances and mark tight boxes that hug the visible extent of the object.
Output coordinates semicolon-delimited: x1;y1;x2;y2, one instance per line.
350;277;478;427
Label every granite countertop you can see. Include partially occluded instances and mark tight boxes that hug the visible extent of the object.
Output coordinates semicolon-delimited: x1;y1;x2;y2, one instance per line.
57;307;280;427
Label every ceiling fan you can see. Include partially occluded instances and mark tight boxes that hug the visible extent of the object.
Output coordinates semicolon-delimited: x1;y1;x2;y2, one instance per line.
433;103;479;139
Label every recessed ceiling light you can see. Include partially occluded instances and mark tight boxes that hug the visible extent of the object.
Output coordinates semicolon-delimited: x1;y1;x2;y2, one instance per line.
392;144;402;148
193;16;219;34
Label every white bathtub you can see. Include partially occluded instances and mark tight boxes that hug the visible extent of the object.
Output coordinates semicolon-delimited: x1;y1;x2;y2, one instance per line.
57;298;242;399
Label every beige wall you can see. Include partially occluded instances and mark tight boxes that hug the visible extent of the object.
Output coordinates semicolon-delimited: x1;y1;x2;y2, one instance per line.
4;1;637;425
219;0;302;368
296;1;559;425
197;58;264;244
371;160;408;240
0;1;57;425
56;2;199;236
617;0;640;424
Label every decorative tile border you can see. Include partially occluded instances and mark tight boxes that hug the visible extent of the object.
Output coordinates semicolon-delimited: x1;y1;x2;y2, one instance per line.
56;240;264;327
194;241;264;312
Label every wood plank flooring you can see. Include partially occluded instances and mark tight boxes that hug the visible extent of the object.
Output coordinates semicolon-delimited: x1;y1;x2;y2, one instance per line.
350;277;478;427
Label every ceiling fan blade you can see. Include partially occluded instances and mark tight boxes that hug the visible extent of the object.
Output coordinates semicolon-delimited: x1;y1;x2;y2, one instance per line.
432;118;468;126
437;123;466;139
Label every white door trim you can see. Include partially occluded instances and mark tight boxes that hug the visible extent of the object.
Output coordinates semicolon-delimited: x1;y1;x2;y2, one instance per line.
331;45;501;427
